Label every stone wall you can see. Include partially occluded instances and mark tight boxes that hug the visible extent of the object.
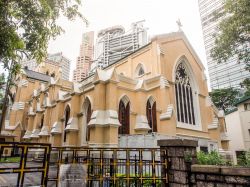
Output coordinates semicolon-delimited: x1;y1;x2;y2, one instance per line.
191;165;250;187
157;139;250;187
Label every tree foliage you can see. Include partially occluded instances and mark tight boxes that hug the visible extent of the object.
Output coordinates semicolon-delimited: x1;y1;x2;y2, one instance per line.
0;0;83;68
211;0;250;92
0;73;5;98
0;73;5;110
209;88;239;112
211;0;250;64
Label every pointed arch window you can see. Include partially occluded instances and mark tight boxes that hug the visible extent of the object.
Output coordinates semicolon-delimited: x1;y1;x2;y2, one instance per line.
135;64;145;77
85;98;92;142
175;62;195;125
64;105;70;142
118;99;130;135
138;67;145;76
146;99;157;133
40;114;44;129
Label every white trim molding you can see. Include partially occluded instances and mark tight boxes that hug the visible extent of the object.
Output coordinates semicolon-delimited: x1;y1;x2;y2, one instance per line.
134;115;151;131
160;104;174;120
88;110;121;127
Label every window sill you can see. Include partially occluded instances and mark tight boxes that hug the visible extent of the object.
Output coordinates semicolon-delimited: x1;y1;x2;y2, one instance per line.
177;122;202;131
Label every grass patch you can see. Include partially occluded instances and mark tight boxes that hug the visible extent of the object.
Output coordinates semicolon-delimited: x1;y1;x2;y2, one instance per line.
0;157;21;163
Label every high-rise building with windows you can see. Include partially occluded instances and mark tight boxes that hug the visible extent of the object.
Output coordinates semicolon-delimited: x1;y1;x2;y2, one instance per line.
198;0;249;89
47;53;70;80
21;52;71;80
73;31;94;82
93;20;148;69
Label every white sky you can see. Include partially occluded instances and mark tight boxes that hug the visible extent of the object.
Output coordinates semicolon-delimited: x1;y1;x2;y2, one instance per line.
48;0;210;88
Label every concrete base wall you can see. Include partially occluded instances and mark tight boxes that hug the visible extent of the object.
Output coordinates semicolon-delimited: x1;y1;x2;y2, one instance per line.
119;133;219;151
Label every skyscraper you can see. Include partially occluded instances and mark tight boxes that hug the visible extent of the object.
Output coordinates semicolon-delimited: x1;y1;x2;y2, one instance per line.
198;0;249;89
21;52;71;80
47;52;70;80
73;31;94;82
93;20;148;69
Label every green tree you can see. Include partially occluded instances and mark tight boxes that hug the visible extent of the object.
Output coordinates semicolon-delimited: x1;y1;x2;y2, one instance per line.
0;0;84;68
209;88;239;112
0;0;86;131
211;0;250;93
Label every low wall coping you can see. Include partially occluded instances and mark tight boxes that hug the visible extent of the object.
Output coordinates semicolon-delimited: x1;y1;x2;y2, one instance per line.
157;139;198;147
191;165;250;177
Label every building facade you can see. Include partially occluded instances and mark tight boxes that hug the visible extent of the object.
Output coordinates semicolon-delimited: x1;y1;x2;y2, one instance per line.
21;53;71;80
4;32;229;151
93;20;148;69
198;0;249;89
47;53;70;80
73;31;94;82
225;96;250;163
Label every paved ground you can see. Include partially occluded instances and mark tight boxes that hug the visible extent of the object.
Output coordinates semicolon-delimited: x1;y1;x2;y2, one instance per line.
0;162;57;187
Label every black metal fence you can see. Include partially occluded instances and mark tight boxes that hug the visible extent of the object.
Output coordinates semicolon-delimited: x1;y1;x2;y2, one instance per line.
0;143;168;186
0;142;51;186
48;147;167;187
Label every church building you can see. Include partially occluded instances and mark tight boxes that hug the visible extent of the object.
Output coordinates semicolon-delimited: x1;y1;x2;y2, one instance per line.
2;31;229;152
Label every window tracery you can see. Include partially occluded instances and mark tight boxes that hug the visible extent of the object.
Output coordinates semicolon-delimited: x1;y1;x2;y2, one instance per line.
175;62;195;125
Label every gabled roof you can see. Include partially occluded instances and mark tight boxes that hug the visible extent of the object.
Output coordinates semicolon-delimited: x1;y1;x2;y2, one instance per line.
234;95;250;106
151;31;205;70
23;68;51;82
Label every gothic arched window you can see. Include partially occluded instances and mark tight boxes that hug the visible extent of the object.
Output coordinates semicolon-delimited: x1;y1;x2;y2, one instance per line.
146;99;157;133
118;97;130;134
138;67;145;76
40;114;44;129
175;62;195;125
135;63;145;77
85;98;92;142
64;105;70;142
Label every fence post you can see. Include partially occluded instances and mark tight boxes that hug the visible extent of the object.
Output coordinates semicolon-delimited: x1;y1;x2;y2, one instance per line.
158;139;198;187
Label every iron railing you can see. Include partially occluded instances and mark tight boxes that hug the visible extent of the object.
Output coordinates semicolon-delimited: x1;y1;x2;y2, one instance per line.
48;147;167;187
0;143;168;186
0;142;51;186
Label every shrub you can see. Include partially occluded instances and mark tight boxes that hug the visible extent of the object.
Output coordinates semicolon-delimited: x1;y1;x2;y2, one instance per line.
197;151;225;165
237;150;250;167
115;173;161;186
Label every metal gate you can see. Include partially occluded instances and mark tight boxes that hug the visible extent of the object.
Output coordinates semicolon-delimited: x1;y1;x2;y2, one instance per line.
0;142;51;186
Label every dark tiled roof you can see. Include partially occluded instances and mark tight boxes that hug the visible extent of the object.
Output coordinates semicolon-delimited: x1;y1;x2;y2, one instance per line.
234;95;250;106
23;69;51;82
